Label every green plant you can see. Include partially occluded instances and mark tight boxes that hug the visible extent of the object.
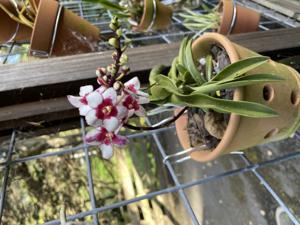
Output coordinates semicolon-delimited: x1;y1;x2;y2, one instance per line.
85;0;144;26
68;17;282;160
0;0;37;28
179;6;221;32
149;37;283;118
169;0;202;10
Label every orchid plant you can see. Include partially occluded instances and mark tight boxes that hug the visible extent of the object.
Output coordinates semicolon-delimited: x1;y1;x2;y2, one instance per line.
179;5;221;32
68;17;149;159
0;0;37;29
85;0;144;27
68;17;282;160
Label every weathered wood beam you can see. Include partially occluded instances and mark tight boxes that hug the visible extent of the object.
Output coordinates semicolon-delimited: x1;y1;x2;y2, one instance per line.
251;0;300;21
1;27;300;106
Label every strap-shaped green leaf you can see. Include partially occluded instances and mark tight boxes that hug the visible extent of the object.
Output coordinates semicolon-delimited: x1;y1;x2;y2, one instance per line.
178;37;189;66
154;75;181;95
205;54;213;81
84;0;125;11
149;65;167;85
185;39;206;85
176;64;195;84
170;93;278;118
149;85;170;101
211;56;269;81
168;57;179;81
192;74;284;94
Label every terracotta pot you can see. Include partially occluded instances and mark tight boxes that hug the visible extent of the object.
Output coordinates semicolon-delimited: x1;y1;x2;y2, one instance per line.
218;0;261;35
175;33;300;162
135;0;173;32
30;0;101;57
0;0;32;44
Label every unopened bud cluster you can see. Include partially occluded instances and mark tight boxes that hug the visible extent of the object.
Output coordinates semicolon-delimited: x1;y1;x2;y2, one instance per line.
97;17;132;91
68;16;149;159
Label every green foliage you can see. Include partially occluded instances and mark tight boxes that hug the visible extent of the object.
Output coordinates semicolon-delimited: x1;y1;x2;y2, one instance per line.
179;6;221;31
84;0;125;11
149;37;284;118
84;0;143;21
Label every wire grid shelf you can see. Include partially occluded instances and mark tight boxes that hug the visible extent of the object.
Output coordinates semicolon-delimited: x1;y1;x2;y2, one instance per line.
0;0;300;225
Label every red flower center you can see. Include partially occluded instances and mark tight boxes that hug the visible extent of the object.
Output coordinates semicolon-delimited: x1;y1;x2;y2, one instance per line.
95;128;115;145
96;99;117;119
80;96;88;105
123;95;139;110
127;84;137;94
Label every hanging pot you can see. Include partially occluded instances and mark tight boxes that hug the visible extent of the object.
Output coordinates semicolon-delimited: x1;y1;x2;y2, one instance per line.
0;0;32;44
134;0;173;32
30;0;101;57
175;33;300;162
218;0;261;35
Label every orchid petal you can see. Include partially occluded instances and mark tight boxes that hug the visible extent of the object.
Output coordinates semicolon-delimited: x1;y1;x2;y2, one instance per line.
102;88;117;104
128;110;135;118
86;110;102;127
117;105;128;120
103;117;119;132
85;129;101;145
79;105;92;116
67;95;84;108
79;85;93;97
86;91;103;108
137;90;149;98
100;144;113;159
112;135;128;147
96;86;107;94
137;95;150;105
135;106;146;117
125;77;140;90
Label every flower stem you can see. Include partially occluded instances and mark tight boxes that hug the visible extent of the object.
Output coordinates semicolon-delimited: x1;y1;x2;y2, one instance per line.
124;107;188;131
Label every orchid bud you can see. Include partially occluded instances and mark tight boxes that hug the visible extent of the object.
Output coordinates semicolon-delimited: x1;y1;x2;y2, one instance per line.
102;75;108;82
111;16;120;29
113;81;123;91
96;67;106;77
120;54;128;65
112;51;118;60
109;23;118;31
108;38;119;48
121;65;130;74
116;29;123;37
107;64;117;75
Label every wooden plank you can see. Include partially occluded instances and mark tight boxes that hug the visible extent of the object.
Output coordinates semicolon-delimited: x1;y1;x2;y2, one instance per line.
251;0;300;21
0;27;300;106
0;28;300;134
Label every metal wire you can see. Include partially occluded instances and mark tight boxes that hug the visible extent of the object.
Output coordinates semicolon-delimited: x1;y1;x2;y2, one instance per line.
80;117;100;225
41;145;300;225
0;131;16;224
146;118;200;225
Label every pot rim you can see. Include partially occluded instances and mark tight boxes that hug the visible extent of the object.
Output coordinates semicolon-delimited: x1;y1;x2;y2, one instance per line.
135;0;154;31
218;0;235;35
179;32;243;162
29;0;60;57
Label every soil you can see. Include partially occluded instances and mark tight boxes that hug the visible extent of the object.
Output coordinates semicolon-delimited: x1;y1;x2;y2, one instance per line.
187;45;233;150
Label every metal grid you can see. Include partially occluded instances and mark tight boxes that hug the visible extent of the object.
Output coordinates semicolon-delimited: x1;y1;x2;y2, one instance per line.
0;1;300;225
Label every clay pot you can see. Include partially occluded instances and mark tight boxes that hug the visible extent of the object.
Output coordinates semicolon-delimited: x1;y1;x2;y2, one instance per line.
175;33;300;162
30;0;101;57
135;0;173;32
0;0;32;44
218;0;261;35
